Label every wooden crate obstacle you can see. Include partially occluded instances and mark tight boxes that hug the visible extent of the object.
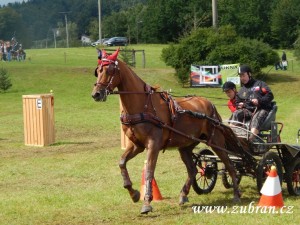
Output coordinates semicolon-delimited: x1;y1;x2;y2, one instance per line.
22;94;55;146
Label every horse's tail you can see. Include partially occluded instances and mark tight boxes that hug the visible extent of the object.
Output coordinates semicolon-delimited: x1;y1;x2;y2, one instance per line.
211;104;239;153
211;104;222;122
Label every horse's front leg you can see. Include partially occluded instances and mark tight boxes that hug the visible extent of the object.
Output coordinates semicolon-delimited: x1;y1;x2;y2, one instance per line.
141;147;160;214
119;141;144;203
178;145;198;205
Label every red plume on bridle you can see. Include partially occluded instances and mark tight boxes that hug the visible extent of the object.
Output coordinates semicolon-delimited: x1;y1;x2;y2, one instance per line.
100;47;120;66
95;48;120;76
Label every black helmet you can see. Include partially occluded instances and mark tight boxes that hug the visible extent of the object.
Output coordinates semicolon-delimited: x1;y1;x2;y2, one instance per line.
238;65;252;75
222;81;236;92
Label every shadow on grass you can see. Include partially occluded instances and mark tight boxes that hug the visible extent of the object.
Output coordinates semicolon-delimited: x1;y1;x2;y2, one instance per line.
50;141;94;146
258;72;299;85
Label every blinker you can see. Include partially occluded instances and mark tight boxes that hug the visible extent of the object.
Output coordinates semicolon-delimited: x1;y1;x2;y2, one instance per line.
94;67;98;77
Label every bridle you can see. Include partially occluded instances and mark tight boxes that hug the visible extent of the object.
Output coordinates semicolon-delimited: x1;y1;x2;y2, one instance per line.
94;60;120;98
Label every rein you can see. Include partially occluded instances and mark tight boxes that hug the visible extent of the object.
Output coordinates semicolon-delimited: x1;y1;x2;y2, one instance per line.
111;90;166;95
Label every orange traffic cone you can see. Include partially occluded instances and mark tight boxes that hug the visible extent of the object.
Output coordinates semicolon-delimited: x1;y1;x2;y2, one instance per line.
258;165;284;208
140;160;163;201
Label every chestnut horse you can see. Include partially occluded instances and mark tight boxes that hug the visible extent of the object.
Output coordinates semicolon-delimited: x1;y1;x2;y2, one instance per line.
91;49;242;214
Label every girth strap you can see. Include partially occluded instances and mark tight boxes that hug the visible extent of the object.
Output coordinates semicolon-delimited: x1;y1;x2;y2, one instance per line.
120;112;162;127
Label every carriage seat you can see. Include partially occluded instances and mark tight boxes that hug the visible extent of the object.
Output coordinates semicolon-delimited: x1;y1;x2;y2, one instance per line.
259;102;277;131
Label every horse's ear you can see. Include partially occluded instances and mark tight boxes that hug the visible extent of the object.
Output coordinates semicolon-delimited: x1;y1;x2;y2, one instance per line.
107;47;120;61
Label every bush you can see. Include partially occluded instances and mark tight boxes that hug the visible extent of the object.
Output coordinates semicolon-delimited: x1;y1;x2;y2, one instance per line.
294;34;300;60
162;25;279;85
0;68;12;92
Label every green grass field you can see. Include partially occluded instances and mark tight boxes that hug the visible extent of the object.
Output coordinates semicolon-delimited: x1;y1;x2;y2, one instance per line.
0;45;299;225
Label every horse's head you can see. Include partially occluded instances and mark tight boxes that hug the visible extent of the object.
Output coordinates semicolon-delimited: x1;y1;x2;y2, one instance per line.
91;48;120;102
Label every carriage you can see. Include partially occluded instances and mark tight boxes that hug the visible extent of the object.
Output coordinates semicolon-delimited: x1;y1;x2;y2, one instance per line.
91;48;300;214
192;103;300;196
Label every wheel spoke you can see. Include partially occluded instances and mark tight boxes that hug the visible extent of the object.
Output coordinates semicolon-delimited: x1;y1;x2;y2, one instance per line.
287;158;300;196
192;149;218;194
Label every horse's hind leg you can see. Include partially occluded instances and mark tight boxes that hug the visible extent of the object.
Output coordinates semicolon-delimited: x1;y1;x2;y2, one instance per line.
119;140;144;203
178;144;198;205
214;149;241;202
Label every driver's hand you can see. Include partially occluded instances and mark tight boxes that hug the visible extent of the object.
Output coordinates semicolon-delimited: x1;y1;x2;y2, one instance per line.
237;102;244;108
251;99;259;106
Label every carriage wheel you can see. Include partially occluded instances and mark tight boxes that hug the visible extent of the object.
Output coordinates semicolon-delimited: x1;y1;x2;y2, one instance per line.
192;149;218;194
286;158;300;196
221;165;242;189
256;151;283;193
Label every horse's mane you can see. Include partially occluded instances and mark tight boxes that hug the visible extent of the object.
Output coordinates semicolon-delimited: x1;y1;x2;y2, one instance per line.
119;59;160;92
151;85;160;92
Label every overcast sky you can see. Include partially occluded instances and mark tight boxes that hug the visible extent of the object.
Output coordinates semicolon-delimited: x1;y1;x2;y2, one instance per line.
0;0;28;5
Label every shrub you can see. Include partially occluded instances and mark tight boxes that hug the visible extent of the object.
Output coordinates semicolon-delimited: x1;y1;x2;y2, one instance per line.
294;34;300;60
0;68;12;92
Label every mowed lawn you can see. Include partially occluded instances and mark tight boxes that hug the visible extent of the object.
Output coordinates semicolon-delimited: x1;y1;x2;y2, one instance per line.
0;45;299;225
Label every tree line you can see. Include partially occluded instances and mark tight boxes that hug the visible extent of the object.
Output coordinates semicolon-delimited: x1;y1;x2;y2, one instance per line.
0;0;299;50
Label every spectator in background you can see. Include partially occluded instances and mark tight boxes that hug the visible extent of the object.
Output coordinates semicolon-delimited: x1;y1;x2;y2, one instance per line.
6;42;11;62
281;51;287;70
275;61;282;70
17;45;26;61
0;40;3;61
3;41;7;61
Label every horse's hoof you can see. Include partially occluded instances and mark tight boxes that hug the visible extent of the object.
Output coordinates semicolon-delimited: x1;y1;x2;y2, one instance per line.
131;190;140;203
179;195;189;205
141;204;153;214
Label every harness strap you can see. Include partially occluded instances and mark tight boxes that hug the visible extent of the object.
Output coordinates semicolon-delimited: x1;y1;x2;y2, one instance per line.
120;111;243;156
159;92;183;148
120;112;161;127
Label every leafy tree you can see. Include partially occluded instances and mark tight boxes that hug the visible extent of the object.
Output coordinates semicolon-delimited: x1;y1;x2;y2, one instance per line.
88;18;99;41
270;0;300;48
0;68;12;92
141;0;212;44
182;0;212;32
218;0;275;44
0;7;22;40
102;11;128;38
294;33;300;60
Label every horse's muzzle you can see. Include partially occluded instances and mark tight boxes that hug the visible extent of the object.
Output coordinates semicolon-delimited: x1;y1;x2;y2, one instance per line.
92;90;107;102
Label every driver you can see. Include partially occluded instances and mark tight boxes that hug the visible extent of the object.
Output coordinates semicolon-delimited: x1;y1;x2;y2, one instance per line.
232;65;274;141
